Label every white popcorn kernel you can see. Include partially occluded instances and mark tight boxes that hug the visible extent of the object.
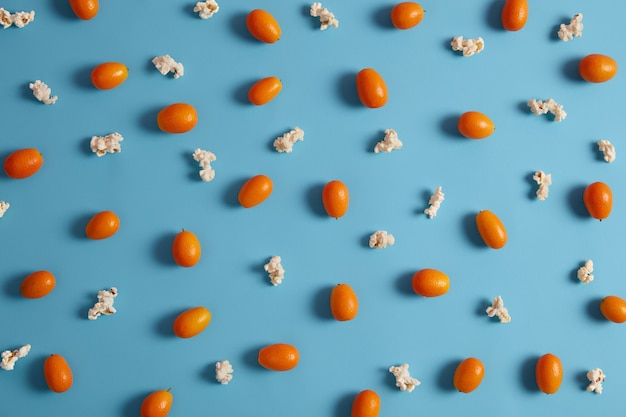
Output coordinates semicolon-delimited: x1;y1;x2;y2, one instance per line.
532;171;552;201
192;148;217;182
486;296;511;323
528;98;567;122
586;368;605;394
389;364;421;392
558;13;583;42
29;80;58;105
369;230;395;249
0;201;10;218
215;360;233;384
152;55;185;79
451;36;484;57
1;344;31;371
424;186;444;218
577;260;594;284
273;127;304;153
597;140;616;163
90;132;123;157
194;0;219;19
0;8;35;29
374;129;403;153
88;287;118;320
264;256;285;286
310;2;339;30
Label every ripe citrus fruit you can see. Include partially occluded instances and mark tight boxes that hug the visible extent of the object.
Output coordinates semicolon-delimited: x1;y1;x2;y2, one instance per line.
4;148;43;179
535;353;562;394
475;210;507;249
453;357;485;393
579;54;618;83
91;62;128;90
501;0;528;31
173;306;211;338
258;343;299;371
356;68;388;108
140;389;173;417
157;103;198;134
20;270;56;299
85;210;120;240
330;283;359;321
583;181;612;220
600;295;626;323
390;2;424;30
322;180;349;219
411;268;450;297
248;76;282;105
172;229;201;267
43;354;73;393
351;389;380;417
69;0;98;20
246;9;281;43
238;174;273;208
457;111;494;139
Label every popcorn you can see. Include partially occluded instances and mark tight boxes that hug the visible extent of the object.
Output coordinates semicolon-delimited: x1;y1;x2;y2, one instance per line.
0;8;35;29
192;148;217;182
264;256;285;286
29;80;58;105
597;140;616;163
0;201;9;218
88;287;118;320
90;132;123;157
486;296;511;323
389;364;421;392
528;98;567;122
152;55;184;79
558;13;583;42
374;129;403;153
194;0;219;19
533;171;551;201
273;127;304;153
369;230;395;249
586;368;605;394
451;36;484;57
310;2;339;30
0;344;31;371
215;360;233;384
424;186;444;218
577;260;594;284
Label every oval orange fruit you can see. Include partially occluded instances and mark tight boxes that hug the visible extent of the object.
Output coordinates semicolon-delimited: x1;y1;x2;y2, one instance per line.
322;180;349;219
535;353;563;394
140;389;173;417
330;283;359;321
248;76;282;105
91;62;128;90
501;0;528;31
351;389;380;417
246;9;281;43
453;357;485;393
238;174;273;208
356;68;388;108
85;210;120;240
172;306;212;338
475;210;507;249
457;111;495;139
412;268;450;297
43;354;73;393
390;2;424;30
583;181;612;220
258;343;299;371
172;229;201;267
157;103;198;134
4;148;43;179
69;0;98;20
20;270;56;299
600;295;626;323
579;54;618;83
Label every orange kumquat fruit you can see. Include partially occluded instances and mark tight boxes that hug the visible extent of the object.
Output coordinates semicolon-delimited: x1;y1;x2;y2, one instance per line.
238;174;273;208
248;76;282;105
475;210;507;249
20;270;56;299
501;0;528;31
69;0;99;20
412;268;450;297
322;180;349;219
90;62;128;90
258;343;300;371
157;103;198;134
535;353;563;394
43;354;73;393
583;181;612;220
85;210;120;240
4;148;43;179
453;357;485;393
246;9;281;43
578;54;618;83
356;68;388;108
330;283;359;321
457;111;495;139
600;295;626;323
390;2;424;30
173;306;212;338
140;388;173;417
172;229;201;267
351;389;380;417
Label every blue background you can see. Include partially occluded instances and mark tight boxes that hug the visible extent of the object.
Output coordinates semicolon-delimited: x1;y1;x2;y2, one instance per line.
1;0;625;416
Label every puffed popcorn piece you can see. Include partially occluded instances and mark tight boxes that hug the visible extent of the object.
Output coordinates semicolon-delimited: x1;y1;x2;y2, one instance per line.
369;230;395;249
424;186;444;218
29;80;57;105
528;98;567;122
273;127;304;153
192;148;217;182
152;55;184;79
374;129;403;153
194;0;219;19
0;201;9;218
88;287;118;320
577;260;594;284
558;13;583;42
1;344;31;371
264;256;285;286
215;360;233;384
90;132;123;157
389;364;421;392
486;296;511;323
533;171;551;201
310;2;339;30
586;368;605;394
451;36;484;57
597;140;616;163
0;8;35;29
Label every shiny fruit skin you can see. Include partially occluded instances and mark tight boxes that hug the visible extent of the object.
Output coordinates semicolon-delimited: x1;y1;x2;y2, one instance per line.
475;210;507;249
579;54;618;83
246;9;281;43
501;0;528;31
390;2;424;30
140;389;173;417
258;343;299;371
248;76;282;105
322;180;349;219
172;230;201;267
351;389;380;417
583;181;613;220
600;295;626;323
412;268;450;297
173;306;211;338
85;210;120;240
238;174;273;208
157;103;198;134
4;148;43;179
356;68;388;108
43;354;73;393
69;0;98;20
457;111;495;139
453;357;485;393
330;283;359;321
20;270;56;299
536;353;563;394
90;62;128;90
